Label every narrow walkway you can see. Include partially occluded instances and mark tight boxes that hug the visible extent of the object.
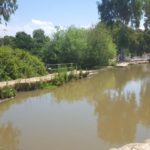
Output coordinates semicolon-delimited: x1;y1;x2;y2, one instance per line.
0;73;56;89
0;70;88;89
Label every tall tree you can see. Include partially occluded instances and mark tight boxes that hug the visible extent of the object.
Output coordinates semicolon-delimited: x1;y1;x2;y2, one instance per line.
97;0;143;28
0;0;18;24
3;35;15;47
15;32;33;50
32;29;49;57
97;0;144;60
85;23;116;68
144;0;150;30
33;29;46;43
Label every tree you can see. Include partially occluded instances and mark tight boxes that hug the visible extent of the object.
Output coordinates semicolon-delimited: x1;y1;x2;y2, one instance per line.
59;26;88;65
85;23;116;68
97;0;143;28
144;0;150;30
43;27;88;66
0;37;4;46
0;0;18;24
128;29;144;55
33;29;46;44
32;29;49;57
15;32;33;50
143;30;150;53
3;35;15;47
111;24;145;56
97;0;144;60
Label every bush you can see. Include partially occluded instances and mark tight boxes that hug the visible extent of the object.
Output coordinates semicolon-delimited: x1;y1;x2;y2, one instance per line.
0;46;47;81
85;23;117;68
0;87;16;99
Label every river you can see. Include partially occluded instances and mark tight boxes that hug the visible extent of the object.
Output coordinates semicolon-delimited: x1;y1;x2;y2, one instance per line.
0;64;150;150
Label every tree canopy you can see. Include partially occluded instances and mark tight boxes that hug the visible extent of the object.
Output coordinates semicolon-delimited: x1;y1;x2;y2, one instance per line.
15;32;33;50
97;0;144;29
0;0;18;24
85;23;117;67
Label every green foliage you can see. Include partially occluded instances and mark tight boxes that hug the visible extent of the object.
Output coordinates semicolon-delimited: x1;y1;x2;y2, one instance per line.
128;29;144;55
97;0;143;28
0;46;47;81
15;32;33;50
0;0;18;24
51;65;79;86
85;23;117;68
0;87;16;99
33;29;46;44
43;25;116;68
110;23;128;50
110;23;149;56
3;36;16;48
32;29;50;57
97;0;150;60
59;26;88;65
1;25;149;70
144;0;150;30
143;30;150;53
38;82;57;90
52;66;68;86
43;27;88;66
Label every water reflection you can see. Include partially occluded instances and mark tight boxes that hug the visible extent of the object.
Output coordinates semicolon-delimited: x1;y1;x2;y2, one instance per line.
0;122;20;150
95;94;138;144
0;90;50;116
0;64;150;149
139;81;150;127
52;64;150;144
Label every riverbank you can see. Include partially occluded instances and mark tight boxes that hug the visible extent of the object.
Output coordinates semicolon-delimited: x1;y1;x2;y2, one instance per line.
110;139;150;150
116;58;150;67
1;60;149;100
0;70;90;100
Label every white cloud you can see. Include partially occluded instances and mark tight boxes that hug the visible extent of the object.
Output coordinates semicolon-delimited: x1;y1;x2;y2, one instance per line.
79;24;91;29
0;19;61;37
32;19;53;26
0;19;91;37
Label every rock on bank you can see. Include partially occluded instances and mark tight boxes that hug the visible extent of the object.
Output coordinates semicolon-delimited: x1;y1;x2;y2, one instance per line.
110;139;150;150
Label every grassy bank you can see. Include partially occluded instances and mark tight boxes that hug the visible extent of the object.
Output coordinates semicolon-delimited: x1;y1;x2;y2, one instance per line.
0;69;89;100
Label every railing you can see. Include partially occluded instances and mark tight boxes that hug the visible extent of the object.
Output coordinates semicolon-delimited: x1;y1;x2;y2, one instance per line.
46;63;77;73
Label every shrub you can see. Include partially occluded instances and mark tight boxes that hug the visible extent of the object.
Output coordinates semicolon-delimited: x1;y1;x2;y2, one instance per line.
0;46;47;81
0;87;16;99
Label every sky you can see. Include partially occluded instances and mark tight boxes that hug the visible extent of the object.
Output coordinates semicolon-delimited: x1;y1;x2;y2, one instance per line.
0;0;99;36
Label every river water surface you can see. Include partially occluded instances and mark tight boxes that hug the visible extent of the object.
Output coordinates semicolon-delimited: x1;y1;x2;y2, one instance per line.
0;64;150;150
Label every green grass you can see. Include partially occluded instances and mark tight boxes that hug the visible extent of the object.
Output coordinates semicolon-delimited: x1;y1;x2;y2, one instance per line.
0;87;16;99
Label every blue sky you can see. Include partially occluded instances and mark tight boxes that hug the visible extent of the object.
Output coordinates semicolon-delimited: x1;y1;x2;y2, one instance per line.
0;0;99;36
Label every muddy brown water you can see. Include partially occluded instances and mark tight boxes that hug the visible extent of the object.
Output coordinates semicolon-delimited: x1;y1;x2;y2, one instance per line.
0;64;150;150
